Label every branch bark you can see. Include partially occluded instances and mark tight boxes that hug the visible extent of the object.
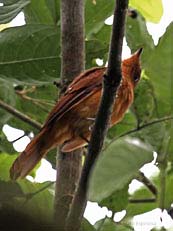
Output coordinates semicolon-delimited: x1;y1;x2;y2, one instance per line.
136;171;157;196
54;0;85;230
0;99;42;130
66;1;129;230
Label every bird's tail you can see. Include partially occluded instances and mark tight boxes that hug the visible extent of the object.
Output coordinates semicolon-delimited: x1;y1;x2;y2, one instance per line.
10;129;50;180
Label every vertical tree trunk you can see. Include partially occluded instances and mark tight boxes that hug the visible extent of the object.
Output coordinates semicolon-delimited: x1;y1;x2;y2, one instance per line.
54;0;85;230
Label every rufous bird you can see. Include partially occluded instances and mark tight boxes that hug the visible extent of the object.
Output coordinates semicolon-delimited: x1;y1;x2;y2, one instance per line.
10;48;142;180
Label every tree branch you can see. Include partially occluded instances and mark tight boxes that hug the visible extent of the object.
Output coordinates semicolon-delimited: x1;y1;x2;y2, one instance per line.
66;1;129;230
136;171;157;196
0;99;42;130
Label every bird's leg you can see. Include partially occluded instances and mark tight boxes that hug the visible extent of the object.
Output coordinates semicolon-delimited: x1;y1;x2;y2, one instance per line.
85;117;95;132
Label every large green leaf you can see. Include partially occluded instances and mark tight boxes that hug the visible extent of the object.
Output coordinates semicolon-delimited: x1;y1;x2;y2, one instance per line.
0;24;59;128
85;0;114;37
0;0;30;24
0;153;41;181
85;0;162;38
89;138;153;202
17;180;54;222
145;23;173;116
86;24;111;68
99;184;129;213
0;180;55;229
135;123;167;154
131;77;156;125
24;0;60;25
107;111;137;140
0;180;24;202
129;0;163;23
0;153;54;226
0;131;15;154
82;219;96;231
0;24;60;82
94;218;133;231
125;12;154;67
127;185;156;217
0;153;17;181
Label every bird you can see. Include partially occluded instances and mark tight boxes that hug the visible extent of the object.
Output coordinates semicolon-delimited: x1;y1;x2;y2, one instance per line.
10;48;142;180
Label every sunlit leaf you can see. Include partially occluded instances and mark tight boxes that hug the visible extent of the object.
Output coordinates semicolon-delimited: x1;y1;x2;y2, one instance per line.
129;0;163;23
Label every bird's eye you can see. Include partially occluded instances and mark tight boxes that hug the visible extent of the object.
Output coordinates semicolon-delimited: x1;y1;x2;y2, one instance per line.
134;75;139;82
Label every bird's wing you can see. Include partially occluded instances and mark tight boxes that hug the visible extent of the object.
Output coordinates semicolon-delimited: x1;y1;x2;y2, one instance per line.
42;67;106;129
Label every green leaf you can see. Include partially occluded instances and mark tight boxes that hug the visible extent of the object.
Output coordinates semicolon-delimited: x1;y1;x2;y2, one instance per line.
0;24;60;82
0;180;24;202
0;78;17;126
0;131;15;154
0;0;30;24
0;180;55;229
127;173;173;217
0;153;17;181
161;173;173;209
0;153;54;224
17;180;54;222
131;77;156;125
99;184;129;213
107;111;137;139
129;0;163;23
7;84;57;130
145;23;173;116
94;218;133;231
85;0;114;37
0;24;59;128
24;0;60;25
135;123;166;153
127;186;156;217
0;152;41;181
86;24;111;68
168;125;173;162
82;219;96;231
89;138;153;202
125;12;154;66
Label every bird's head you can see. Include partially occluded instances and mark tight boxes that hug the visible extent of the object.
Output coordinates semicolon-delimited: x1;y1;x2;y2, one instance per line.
122;48;143;87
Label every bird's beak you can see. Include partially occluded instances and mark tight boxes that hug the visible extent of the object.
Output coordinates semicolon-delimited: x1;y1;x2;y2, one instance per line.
135;47;143;57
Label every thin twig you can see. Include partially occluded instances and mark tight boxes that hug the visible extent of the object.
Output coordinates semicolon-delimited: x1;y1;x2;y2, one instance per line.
136;171;157;196
25;181;54;201
129;198;156;203
105;116;173;149
0;99;42;130
16;87;54;113
66;1;129;230
10;132;29;143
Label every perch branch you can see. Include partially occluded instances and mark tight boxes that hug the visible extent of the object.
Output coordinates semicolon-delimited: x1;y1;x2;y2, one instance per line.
66;1;129;230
